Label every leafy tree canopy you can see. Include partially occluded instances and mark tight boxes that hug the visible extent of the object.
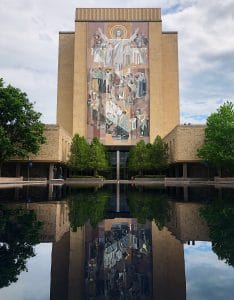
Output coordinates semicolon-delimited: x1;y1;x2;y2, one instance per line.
89;137;109;175
127;189;170;230
197;101;234;172
151;135;169;172
0;79;46;170
68;189;109;230
200;190;234;267
128;136;168;175
68;135;109;175
68;134;91;172
128;140;151;175
0;205;43;288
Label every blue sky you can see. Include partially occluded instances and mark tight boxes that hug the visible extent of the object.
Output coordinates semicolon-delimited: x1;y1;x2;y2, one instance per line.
184;242;234;300
0;0;233;125
0;243;52;300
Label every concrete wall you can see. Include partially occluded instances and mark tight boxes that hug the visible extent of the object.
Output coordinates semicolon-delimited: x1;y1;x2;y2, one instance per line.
29;125;72;162
163;125;206;162
57;33;74;135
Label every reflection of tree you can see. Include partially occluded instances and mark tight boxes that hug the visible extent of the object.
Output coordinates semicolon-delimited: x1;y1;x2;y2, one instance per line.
200;190;234;266
0;205;43;288
127;190;170;230
68;190;109;230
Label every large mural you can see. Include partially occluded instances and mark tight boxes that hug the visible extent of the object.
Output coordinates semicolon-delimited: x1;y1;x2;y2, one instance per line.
87;22;149;145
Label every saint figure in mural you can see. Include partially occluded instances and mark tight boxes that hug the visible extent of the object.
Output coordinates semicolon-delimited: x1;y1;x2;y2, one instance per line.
97;27;139;72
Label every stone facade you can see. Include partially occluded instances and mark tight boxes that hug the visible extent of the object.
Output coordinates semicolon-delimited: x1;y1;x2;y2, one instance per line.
163;125;206;163
167;202;210;242
57;8;180;143
29;125;72;163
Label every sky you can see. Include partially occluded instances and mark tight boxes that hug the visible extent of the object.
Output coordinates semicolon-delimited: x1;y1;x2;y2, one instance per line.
0;243;52;300
0;0;234;124
184;242;234;300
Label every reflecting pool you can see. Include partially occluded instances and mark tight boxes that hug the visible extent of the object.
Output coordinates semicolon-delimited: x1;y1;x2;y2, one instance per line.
0;184;233;300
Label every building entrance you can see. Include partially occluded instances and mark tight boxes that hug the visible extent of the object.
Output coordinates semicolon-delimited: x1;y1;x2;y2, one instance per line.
108;150;129;180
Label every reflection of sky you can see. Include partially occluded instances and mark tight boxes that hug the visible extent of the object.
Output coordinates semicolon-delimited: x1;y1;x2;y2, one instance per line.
0;243;52;300
184;241;234;300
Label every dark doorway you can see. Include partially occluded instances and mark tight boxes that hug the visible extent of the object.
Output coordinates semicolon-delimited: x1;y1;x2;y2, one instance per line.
107;149;130;180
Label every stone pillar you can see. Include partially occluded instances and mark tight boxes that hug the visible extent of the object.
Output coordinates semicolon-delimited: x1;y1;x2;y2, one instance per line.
183;186;188;202
182;163;188;178
16;163;21;177
49;163;54;181
175;164;180;178
152;224;186;300
116;150;120;181
116;183;120;212
50;232;70;300
48;184;54;199
68;228;85;300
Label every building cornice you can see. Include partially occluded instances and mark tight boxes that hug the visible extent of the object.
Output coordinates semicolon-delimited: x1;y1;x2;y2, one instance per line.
75;8;161;22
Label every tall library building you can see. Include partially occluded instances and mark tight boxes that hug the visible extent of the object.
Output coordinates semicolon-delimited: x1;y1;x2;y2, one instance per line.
3;8;209;179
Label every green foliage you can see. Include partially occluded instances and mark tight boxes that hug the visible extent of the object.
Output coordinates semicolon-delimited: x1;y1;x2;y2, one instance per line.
89;137;109;175
127;190;170;230
68;135;109;175
197;101;234;172
200;190;234;266
128;136;168;175
0;205;43;288
128;140;151;175
151;136;169;172
0;79;46;166
68;134;91;172
68;190;109;230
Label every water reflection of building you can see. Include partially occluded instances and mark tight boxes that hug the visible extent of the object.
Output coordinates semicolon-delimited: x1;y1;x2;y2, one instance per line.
167;202;210;243
85;218;152;299
9;199;210;300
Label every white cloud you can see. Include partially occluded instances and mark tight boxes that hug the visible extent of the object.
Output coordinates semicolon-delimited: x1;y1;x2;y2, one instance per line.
184;242;234;300
0;0;233;124
0;243;52;300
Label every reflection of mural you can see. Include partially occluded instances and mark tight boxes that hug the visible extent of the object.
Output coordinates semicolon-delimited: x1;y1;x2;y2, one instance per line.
85;219;152;299
87;23;149;145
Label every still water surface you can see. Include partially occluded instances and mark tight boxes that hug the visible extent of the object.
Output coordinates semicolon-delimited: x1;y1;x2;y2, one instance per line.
0;184;233;300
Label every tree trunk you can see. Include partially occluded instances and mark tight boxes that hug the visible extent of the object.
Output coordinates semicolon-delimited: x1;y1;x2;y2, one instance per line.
94;169;98;177
0;163;2;177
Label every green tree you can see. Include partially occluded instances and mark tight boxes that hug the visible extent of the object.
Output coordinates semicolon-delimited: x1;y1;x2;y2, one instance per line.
68;189;109;230
151;136;169;173
200;190;234;267
197;101;234;174
128;140;151;175
0;205;43;288
127;189;170;230
0;79;46;175
68;134;91;173
89;137;109;176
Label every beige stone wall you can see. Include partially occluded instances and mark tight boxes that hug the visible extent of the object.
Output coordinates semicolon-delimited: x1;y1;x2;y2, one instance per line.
167;202;210;242
149;22;163;142
12;202;70;242
72;22;87;137
162;33;180;138
57;33;74;135
30;125;72;162
149;27;180;141
163;125;206;162
152;223;186;300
